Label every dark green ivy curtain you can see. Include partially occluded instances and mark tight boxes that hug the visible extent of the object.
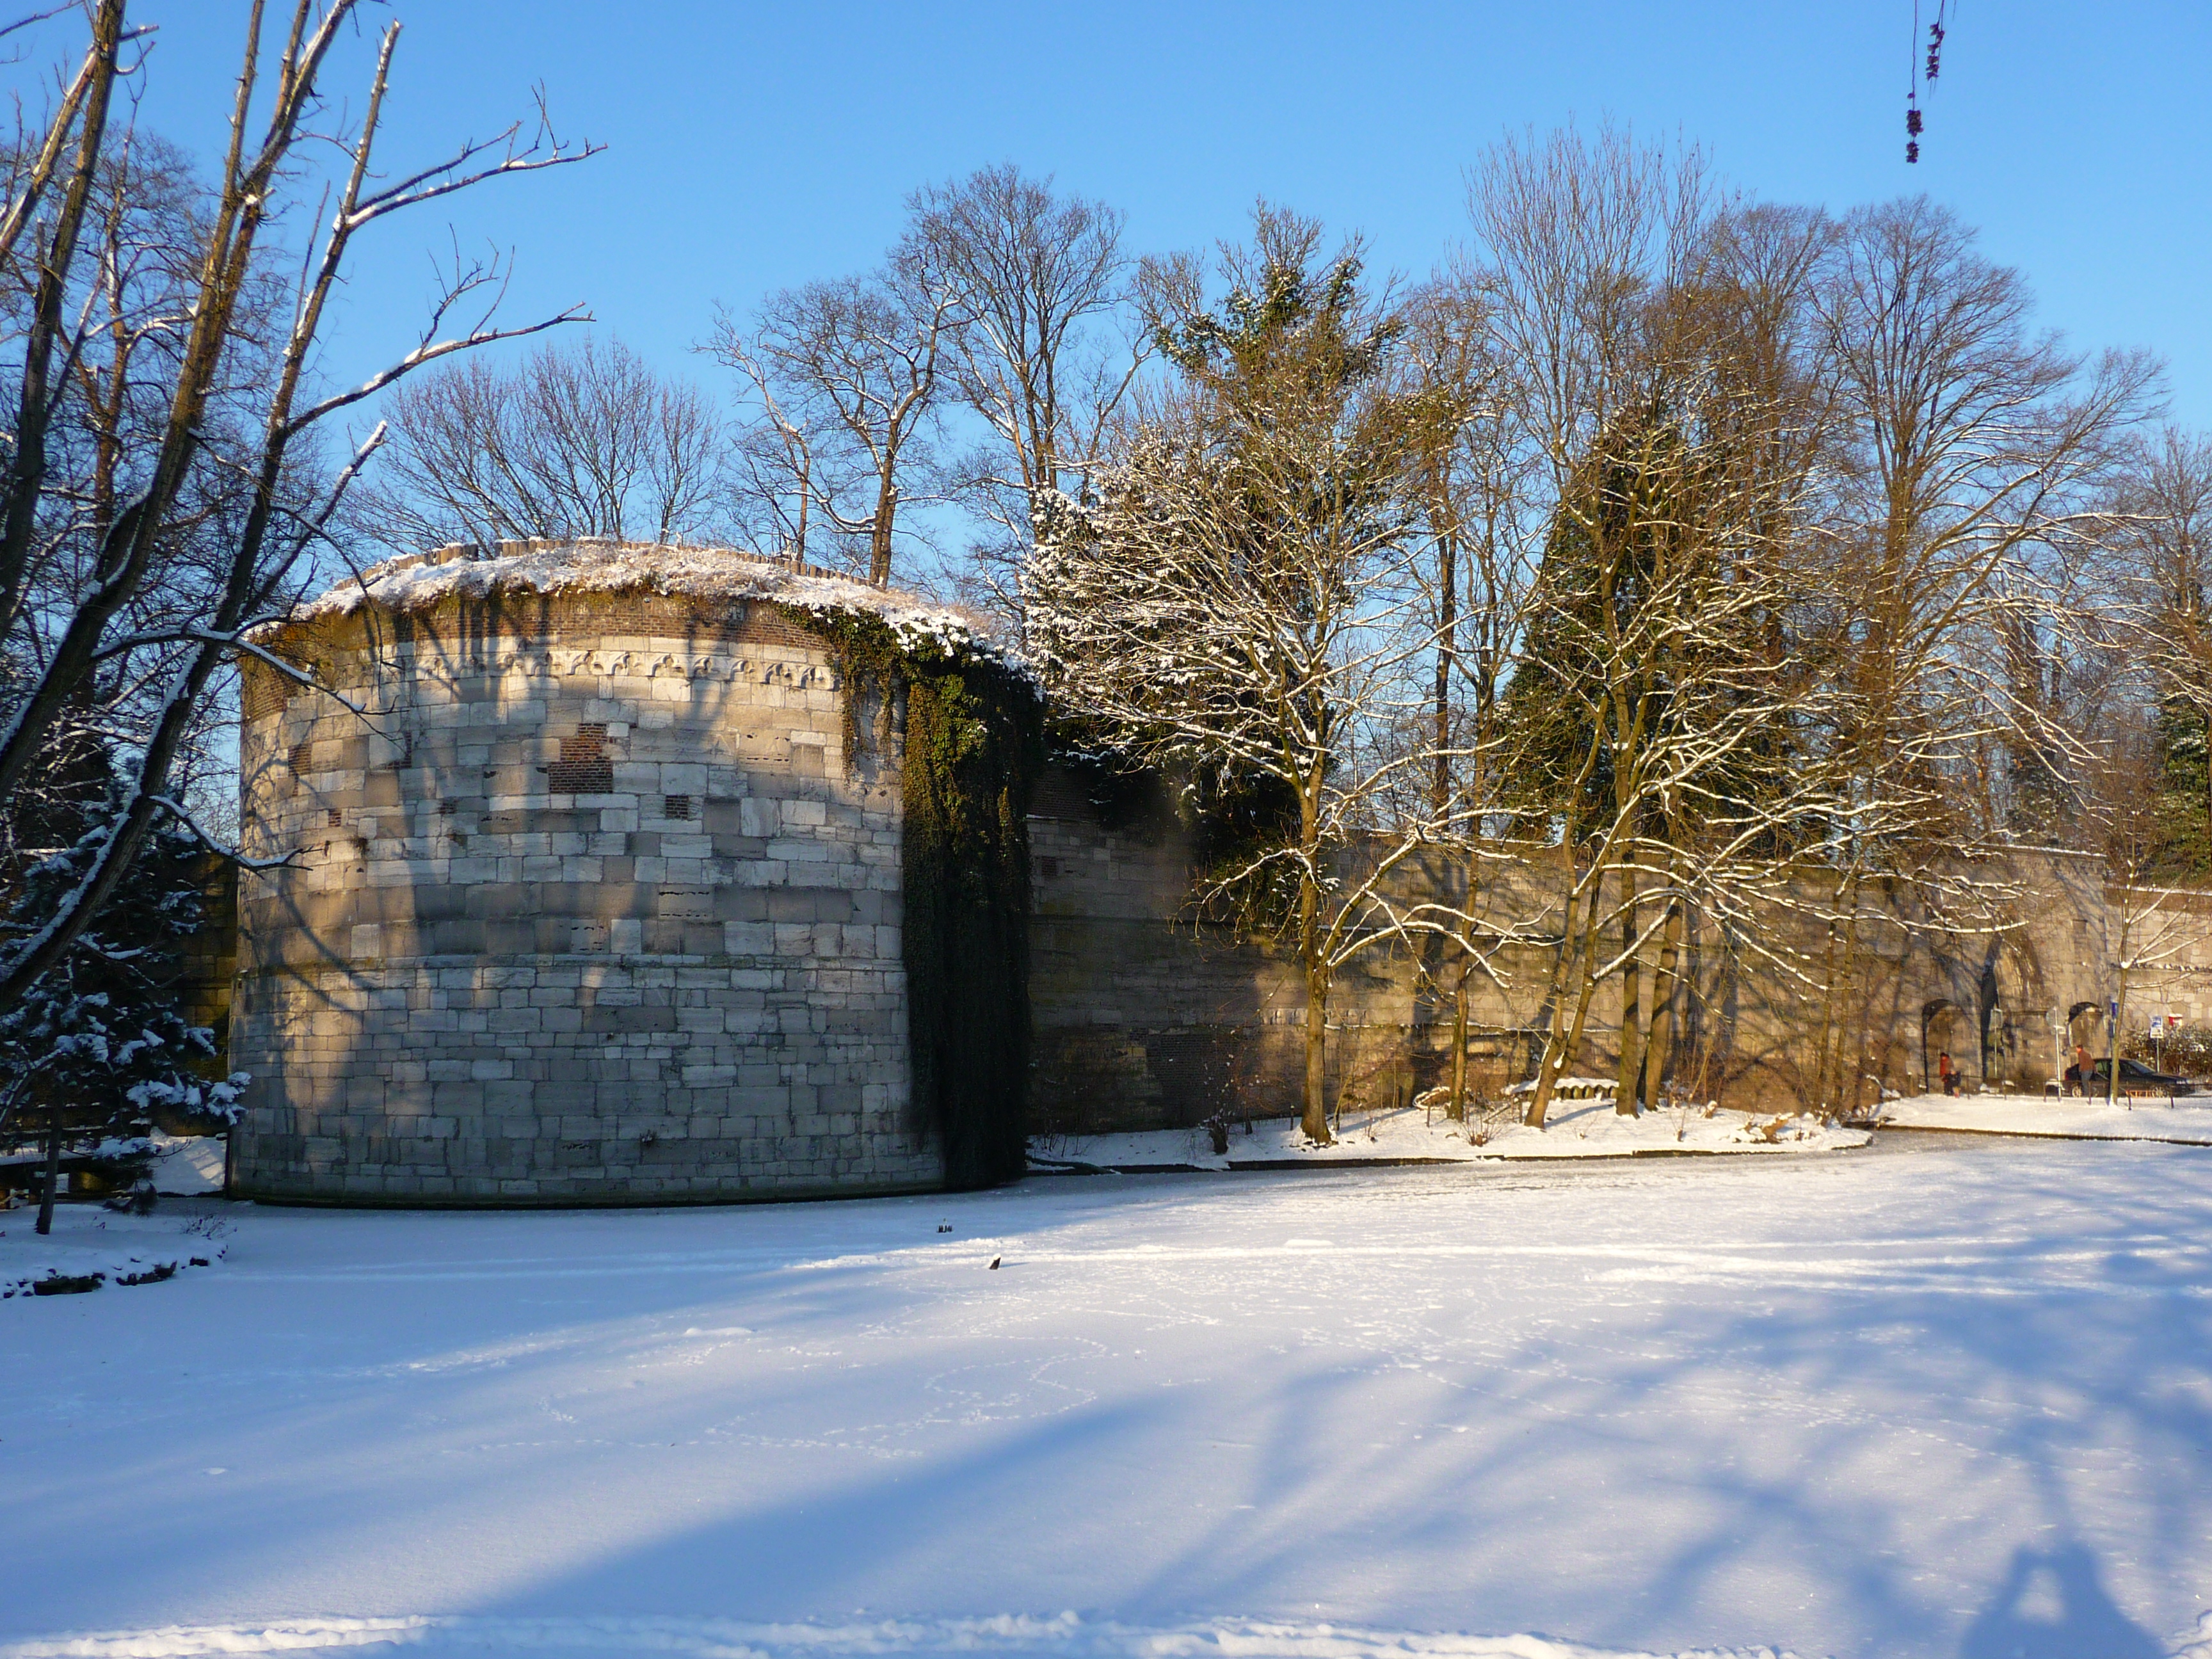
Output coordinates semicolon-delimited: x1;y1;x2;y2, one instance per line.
797;604;1042;1191
900;661;1042;1189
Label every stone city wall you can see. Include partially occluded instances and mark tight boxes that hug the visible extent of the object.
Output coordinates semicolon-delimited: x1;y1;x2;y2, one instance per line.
1024;774;2203;1133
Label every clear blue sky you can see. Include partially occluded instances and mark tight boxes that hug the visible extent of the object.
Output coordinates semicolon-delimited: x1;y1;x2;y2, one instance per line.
57;3;2212;431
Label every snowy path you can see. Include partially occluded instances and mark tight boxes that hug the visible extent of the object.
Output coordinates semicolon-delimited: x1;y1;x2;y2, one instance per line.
1884;1091;2212;1145
1034;1099;1868;1171
7;1144;2212;1659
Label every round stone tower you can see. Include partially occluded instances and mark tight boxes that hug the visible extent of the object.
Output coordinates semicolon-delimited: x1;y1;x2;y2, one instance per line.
229;539;1018;1205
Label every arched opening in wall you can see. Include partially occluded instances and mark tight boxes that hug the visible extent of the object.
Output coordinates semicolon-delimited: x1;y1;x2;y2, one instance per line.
2021;1004;2060;1091
1922;999;1965;1095
2067;1000;2106;1093
1977;946;2051;1091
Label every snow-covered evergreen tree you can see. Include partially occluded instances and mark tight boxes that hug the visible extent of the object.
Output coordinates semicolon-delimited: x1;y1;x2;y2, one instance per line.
0;811;244;1231
1027;208;1454;1144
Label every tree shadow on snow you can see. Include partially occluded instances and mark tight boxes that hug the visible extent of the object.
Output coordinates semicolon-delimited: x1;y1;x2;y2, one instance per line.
1075;1151;2212;1658
65;1153;2211;1659
1957;1543;2160;1659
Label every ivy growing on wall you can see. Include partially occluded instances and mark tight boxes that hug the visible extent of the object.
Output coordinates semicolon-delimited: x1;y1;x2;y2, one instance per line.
794;608;1043;1190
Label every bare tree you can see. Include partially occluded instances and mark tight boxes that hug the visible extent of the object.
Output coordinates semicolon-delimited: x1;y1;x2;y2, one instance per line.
711;246;960;586
0;0;136;644
1495;399;1841;1128
719;354;826;567
2099;427;2212;859
1;127;251;866
353;333;726;552
906;164;1142;614
2078;716;2203;1107
1393;274;1534;1118
1468;126;1821;1128
1799;196;2158;1114
0;1;595;1013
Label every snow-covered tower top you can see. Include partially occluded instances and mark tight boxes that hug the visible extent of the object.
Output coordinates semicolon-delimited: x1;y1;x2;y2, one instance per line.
291;537;1013;668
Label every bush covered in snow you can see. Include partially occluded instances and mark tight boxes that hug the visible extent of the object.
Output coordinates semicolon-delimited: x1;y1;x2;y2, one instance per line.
1;816;244;1203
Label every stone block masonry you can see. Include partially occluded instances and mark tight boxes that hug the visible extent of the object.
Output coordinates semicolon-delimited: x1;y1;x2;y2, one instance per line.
221;541;2212;1185
230;558;942;1203
1023;765;2188;1128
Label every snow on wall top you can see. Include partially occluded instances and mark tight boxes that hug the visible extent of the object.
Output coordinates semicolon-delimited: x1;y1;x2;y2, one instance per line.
289;538;1015;666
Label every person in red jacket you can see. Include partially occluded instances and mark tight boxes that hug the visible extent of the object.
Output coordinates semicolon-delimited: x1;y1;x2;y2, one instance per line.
1937;1050;1958;1096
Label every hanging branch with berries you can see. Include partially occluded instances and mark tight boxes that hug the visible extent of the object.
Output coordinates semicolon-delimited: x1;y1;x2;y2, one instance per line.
1906;0;1948;163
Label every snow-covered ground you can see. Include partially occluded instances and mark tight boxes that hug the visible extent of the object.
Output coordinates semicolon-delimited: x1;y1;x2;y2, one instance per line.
1885;1090;2212;1145
8;1142;2212;1659
0;1200;230;1297
1034;1100;1868;1172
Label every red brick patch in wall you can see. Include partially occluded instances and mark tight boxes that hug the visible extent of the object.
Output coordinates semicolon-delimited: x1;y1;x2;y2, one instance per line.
548;723;614;794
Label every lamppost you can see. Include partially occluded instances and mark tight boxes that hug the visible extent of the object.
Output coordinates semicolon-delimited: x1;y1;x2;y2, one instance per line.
2110;997;2120;1109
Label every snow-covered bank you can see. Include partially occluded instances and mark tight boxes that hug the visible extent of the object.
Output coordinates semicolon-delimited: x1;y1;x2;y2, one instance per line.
8;1148;2211;1657
1034;1099;1868;1173
0;1201;228;1297
1884;1091;2212;1144
0;1610;1818;1659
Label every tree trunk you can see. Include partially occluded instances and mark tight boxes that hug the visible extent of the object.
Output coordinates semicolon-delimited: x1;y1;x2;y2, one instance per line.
1533;951;1610;1129
0;0;127;645
35;1119;61;1236
1643;886;1685;1111
1809;882;1847;1111
1525;1011;1564;1126
1449;956;1470;1120
1299;838;1332;1142
1615;869;1643;1114
869;472;897;586
1434;524;1455;813
1523;860;1576;1128
2110;936;2128;1110
1302;961;1331;1143
1815;867;1867;1111
1432;512;1461;1121
792;454;811;564
1523;927;1574;1130
1526;846;1608;1127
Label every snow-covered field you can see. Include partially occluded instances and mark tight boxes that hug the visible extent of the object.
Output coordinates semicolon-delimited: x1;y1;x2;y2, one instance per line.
1034;1100;1868;1173
8;1141;2212;1659
1885;1091;2212;1145
0;1201;230;1298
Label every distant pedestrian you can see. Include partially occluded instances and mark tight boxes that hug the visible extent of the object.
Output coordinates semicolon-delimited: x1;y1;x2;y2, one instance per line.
2074;1042;2092;1097
1937;1050;1959;1096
